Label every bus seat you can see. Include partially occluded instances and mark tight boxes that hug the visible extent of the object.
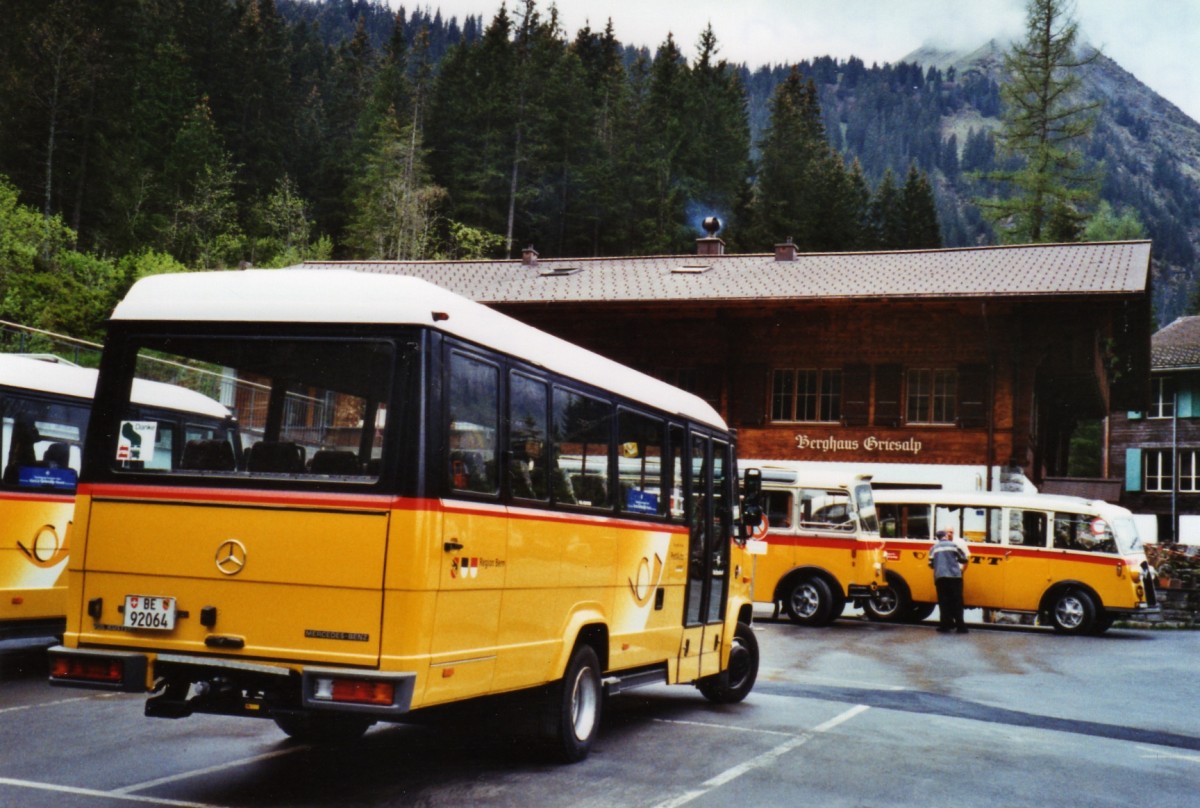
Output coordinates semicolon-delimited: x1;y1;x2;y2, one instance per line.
310;449;360;475
180;439;236;471
42;442;71;468
571;473;608;506
246;441;306;473
509;460;535;498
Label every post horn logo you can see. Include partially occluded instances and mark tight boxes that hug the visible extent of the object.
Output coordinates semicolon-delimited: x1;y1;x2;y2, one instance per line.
215;539;247;576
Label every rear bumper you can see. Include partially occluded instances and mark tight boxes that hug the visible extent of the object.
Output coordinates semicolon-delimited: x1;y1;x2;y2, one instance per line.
48;647;417;719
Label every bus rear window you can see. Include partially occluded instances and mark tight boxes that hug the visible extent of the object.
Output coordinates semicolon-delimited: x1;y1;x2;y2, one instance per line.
2;396;87;492
109;336;397;482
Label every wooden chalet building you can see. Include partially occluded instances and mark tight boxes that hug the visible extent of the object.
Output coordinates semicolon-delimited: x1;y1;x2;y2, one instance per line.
1110;315;1200;543
304;237;1151;492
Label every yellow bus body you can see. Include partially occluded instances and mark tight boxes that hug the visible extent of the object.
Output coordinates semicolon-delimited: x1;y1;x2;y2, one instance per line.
751;468;886;626
873;489;1159;633
66;486;748;706
0;492;72;625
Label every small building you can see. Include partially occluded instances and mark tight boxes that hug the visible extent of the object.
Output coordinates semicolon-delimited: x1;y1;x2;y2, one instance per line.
1110;315;1200;543
304;237;1151;492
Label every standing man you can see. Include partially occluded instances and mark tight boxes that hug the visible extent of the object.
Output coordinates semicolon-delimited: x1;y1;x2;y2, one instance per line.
929;528;970;633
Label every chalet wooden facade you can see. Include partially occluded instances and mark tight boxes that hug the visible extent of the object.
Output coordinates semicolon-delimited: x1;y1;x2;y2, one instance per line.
1110;315;1200;542
305;238;1151;492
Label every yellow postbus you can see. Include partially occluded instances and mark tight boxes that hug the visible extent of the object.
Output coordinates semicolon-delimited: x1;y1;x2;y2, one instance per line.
1;353;237;646
48;269;762;762
752;465;885;626
870;489;1160;634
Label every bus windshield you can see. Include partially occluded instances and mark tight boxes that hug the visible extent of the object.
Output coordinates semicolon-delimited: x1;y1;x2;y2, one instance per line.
105;334;405;482
2;394;88;492
1111;517;1143;554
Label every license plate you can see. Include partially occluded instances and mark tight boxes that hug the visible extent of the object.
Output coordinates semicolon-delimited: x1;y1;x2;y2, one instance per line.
123;595;176;630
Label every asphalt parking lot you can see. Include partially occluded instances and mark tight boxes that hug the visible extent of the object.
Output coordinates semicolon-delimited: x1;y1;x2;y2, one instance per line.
1;611;1197;807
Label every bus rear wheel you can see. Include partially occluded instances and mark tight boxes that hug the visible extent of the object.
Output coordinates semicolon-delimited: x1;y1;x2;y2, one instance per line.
784;577;835;626
544;643;602;763
864;578;911;622
1049;588;1097;635
697;622;759;704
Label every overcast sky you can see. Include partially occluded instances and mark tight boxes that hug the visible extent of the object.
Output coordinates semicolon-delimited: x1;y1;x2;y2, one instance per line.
407;0;1200;122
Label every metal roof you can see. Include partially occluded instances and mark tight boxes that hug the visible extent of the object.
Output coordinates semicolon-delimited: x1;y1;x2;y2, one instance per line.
302;241;1152;305
1152;315;1200;369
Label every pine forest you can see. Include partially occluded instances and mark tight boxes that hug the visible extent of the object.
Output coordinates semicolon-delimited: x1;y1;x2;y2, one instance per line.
2;0;1199;346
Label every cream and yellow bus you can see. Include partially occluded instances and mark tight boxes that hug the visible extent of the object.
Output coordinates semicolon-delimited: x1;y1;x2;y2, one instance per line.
48;269;762;762
753;465;885;626
1;353;237;646
870;489;1159;634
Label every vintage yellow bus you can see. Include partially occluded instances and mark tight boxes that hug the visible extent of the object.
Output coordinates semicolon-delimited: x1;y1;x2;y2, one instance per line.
752;465;885;626
48;269;762;762
1;353;236;646
870;489;1159;634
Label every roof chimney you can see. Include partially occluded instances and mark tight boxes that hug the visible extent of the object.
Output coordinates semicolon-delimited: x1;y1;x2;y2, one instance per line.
775;237;797;262
696;216;725;257
521;245;539;266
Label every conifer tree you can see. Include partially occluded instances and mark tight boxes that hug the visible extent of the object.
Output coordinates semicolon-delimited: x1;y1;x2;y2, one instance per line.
981;0;1099;242
901;162;942;248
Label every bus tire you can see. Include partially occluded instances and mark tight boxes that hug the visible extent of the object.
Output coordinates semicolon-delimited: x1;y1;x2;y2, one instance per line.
1050;588;1096;635
784;576;835;626
907;603;936;623
864;576;911;622
545;643;603;763
273;712;372;744
697;622;759;704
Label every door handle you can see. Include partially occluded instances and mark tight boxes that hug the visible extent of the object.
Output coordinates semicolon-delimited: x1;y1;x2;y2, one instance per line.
444;540;463;552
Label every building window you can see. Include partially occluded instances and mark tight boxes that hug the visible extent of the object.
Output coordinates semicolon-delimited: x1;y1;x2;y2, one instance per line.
1149;376;1175;419
906;369;957;424
1145;449;1172;493
1180;450;1200;493
771;369;841;422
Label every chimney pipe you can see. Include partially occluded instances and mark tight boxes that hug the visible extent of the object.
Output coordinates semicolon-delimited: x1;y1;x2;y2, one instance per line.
696;216;724;256
522;245;539;266
775;237;797;262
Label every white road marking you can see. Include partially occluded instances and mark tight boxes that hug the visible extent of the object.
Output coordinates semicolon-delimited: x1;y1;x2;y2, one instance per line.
1138;746;1200;765
0;777;222;807
650;704;870;808
0;692;118;715
113;747;302;794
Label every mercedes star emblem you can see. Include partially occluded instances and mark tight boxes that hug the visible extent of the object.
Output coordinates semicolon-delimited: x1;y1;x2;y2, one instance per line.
215;539;247;575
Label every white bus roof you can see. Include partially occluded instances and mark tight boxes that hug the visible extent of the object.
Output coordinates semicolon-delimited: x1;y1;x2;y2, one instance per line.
872;487;1134;518
0;353;230;420
112;269;727;429
754;463;874;488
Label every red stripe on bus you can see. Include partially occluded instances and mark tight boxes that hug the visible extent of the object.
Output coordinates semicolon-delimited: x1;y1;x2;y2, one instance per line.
79;483;407;510
881;539;1124;567
0;490;75;504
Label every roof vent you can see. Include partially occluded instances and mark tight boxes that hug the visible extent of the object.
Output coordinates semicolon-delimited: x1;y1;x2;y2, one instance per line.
672;264;712;274
539;266;581;277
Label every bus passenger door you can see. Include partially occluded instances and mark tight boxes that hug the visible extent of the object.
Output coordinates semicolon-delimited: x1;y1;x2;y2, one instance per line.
938;505;1006;611
1003;508;1050;610
429;349;506;703
678;435;729;683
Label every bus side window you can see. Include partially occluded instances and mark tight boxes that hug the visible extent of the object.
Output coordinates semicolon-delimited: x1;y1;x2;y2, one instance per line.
1008;509;1047;547
448;352;500;495
765;491;792;529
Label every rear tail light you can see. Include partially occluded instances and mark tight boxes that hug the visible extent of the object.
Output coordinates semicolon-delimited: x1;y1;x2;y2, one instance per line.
311;676;395;706
50;654;125;685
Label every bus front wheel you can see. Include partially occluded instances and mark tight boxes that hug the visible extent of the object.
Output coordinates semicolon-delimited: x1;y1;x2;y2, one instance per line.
545;643;602;763
697;622;759;704
784;577;835;626
1049;589;1097;635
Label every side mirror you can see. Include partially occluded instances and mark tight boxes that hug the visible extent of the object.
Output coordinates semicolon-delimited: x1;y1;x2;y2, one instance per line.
739;468;763;541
